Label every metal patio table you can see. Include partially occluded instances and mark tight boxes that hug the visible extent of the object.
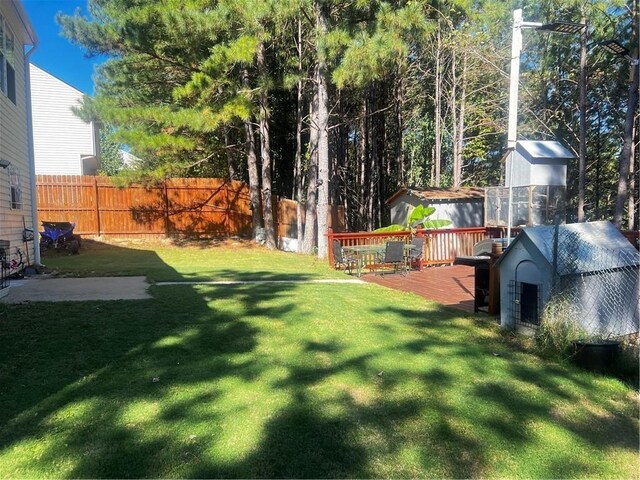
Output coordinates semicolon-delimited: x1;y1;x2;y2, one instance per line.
342;243;411;277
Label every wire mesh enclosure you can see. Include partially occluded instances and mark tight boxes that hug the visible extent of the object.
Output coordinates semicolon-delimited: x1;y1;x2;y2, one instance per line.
499;221;639;341
485;186;566;227
548;227;640;339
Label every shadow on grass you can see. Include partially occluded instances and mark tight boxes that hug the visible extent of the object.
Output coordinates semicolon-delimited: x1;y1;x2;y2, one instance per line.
0;240;637;478
0;241;308;477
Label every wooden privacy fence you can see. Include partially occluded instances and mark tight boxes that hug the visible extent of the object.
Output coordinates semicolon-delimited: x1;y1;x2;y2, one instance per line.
276;198;346;239
37;176;252;237
37;176;345;239
328;227;488;268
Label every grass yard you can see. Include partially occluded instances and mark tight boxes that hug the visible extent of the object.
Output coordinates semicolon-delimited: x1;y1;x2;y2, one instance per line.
40;238;341;282
0;240;637;478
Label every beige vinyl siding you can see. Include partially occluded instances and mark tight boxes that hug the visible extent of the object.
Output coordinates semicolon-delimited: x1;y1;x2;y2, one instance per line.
0;2;35;266
30;64;96;176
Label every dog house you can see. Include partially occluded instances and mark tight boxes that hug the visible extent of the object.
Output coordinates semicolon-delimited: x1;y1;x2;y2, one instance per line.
497;221;640;337
486;140;574;227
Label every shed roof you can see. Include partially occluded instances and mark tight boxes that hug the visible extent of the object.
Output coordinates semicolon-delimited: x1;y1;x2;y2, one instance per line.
497;221;640;275
516;140;576;162
386;187;485;205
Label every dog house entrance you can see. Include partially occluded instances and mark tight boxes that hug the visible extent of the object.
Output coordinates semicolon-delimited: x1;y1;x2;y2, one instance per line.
520;283;539;325
510;280;542;327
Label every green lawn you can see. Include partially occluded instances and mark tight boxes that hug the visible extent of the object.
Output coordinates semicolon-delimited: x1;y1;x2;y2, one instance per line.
40;238;341;282
0;241;637;478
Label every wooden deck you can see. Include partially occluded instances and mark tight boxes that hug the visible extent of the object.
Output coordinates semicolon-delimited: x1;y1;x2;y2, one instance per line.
362;265;477;313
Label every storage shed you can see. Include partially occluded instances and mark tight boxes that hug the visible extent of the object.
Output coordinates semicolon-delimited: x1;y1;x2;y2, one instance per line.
386;187;485;228
506;140;574;187
497;221;640;338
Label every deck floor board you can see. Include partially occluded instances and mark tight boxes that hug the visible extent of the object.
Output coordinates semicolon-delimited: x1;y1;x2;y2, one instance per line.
362;265;478;313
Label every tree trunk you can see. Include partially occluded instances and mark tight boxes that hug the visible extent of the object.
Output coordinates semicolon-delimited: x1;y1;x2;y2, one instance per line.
456;51;467;187
368;87;376;230
614;0;639;227
302;81;318;253
358;99;368;230
451;48;459;187
434;25;442;187
294;16;305;252
614;56;639;228
395;73;405;186
629;116;637;229
242;69;262;240
577;10;587;222
256;42;276;249
376;90;384;229
314;0;330;259
224;126;237;180
595;112;602;219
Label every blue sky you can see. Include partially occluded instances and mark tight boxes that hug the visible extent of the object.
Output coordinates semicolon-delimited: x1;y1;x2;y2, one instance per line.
23;0;101;94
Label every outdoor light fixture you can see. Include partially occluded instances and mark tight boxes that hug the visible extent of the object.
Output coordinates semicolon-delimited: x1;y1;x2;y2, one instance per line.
506;10;585;244
537;22;586;35
599;40;639;65
600;39;629;56
0;159;10;169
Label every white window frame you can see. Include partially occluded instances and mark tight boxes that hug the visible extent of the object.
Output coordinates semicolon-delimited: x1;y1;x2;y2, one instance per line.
0;14;16;104
8;165;21;209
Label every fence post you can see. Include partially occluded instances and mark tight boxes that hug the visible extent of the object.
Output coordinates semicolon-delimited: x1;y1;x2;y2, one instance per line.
225;181;231;236
93;176;101;236
274;196;280;247
163;180;170;238
327;227;334;266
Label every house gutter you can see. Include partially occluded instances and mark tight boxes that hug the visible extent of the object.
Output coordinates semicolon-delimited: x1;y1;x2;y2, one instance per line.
13;1;38;47
24;44;39;265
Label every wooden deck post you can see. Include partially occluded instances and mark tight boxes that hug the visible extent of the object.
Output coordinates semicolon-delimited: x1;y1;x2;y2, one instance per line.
327;227;334;266
416;230;424;270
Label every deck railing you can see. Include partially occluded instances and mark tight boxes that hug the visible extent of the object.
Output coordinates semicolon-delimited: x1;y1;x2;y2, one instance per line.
420;227;488;265
621;230;639;249
328;227;488;269
328;226;638;270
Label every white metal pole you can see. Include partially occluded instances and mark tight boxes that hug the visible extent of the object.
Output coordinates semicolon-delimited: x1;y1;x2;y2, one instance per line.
506;9;522;245
507;9;523;150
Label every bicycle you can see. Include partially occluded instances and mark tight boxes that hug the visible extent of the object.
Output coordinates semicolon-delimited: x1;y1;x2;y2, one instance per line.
3;247;25;279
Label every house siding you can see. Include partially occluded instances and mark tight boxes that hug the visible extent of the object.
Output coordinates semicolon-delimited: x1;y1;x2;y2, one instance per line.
0;1;35;267
30;64;96;175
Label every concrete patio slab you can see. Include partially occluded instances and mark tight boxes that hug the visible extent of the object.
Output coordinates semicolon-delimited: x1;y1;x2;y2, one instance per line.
0;276;150;303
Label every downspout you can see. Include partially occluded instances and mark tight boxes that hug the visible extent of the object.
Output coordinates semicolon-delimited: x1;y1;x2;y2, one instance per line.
24;45;39;265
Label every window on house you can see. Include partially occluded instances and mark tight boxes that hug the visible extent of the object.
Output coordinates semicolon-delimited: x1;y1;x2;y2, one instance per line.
6;62;14;103
0;15;16;105
9;166;21;209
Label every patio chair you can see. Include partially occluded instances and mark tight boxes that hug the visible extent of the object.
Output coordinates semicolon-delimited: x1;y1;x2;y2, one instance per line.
333;239;357;274
408;236;425;270
376;241;407;276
